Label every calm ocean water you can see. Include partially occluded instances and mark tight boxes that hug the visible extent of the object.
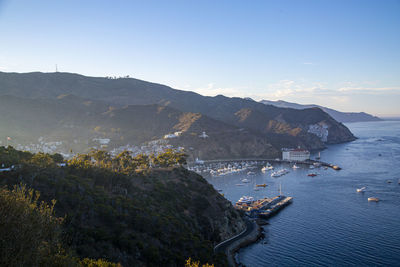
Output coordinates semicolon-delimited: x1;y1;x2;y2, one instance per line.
206;121;400;266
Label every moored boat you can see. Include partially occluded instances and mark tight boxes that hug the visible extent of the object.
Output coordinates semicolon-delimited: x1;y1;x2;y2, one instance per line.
256;184;267;187
368;197;380;202
271;168;289;178
308;173;317;177
261;164;274;172
356;186;366;193
237;196;254;204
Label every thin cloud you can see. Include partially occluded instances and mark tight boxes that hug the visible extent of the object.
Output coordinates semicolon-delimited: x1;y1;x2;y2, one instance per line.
338;86;400;92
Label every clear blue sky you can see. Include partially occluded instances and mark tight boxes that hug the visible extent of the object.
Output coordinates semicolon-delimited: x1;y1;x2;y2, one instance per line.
1;0;399;116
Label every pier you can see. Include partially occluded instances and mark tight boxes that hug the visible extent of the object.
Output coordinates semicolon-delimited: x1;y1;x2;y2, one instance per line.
235;195;293;219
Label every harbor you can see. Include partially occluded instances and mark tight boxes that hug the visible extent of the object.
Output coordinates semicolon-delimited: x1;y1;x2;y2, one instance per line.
205;121;400;267
187;158;342;178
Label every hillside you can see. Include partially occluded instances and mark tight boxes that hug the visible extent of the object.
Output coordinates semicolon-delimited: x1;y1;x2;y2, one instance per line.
0;72;356;153
0;95;281;159
0;147;244;266
260;100;382;123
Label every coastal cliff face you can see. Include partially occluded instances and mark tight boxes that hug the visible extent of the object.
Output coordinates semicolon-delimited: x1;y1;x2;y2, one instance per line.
0;148;245;266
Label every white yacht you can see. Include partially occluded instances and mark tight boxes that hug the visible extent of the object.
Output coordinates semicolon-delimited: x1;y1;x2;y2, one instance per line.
356;186;366;193
237;196;254;204
292;164;300;169
271;168;289;178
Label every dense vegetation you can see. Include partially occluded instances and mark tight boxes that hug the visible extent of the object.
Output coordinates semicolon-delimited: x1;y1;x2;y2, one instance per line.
0;146;244;266
0;184;119;266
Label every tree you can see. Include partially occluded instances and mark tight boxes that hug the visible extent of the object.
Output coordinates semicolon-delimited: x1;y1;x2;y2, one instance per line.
152;149;187;168
185;258;214;267
51;153;64;163
132;154;150;170
0;184;62;266
29;152;56;168
68;153;92;169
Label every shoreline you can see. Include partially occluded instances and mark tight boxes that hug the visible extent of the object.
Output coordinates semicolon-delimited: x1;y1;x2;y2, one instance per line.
215;218;264;267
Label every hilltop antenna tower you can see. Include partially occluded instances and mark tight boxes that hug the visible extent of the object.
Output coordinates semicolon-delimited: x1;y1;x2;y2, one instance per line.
55;64;58;72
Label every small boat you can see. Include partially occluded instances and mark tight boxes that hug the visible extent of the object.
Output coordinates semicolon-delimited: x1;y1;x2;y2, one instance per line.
271;172;280;178
235;183;245;186
309;165;315;169
368;197;380;202
247;171;256;176
261;165;274;172
386;180;392;184
271;169;289;177
398;179;400;185
237;196;254;204
316;152;321;160
308;173;317;177
256;184;267;187
356;187;366;193
332;165;341;170
242;178;250;183
292;164;300;169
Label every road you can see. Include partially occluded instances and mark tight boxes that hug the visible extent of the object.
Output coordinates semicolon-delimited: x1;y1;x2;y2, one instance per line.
214;218;258;266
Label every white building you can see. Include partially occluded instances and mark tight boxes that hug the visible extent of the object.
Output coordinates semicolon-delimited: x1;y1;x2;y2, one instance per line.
199;131;209;138
92;138;111;145
282;148;310;161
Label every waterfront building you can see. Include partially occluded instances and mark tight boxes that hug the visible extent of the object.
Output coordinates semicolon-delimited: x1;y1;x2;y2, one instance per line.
282;148;310;161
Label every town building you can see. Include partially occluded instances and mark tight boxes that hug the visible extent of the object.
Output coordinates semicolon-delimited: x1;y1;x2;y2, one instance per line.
282;148;310;161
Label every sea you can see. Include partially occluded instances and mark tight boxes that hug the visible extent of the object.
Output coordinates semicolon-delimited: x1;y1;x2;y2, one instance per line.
205;121;400;266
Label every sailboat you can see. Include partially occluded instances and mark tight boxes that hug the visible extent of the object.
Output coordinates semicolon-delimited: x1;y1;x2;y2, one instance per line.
316;152;321;160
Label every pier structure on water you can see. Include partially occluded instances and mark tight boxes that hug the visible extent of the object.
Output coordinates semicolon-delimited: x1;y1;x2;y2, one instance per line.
235;195;293;219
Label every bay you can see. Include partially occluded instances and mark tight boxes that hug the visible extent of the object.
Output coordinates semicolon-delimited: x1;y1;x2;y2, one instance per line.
206;121;400;266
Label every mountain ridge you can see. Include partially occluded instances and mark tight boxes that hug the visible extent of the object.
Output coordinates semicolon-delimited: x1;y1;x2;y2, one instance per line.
260;99;381;123
0;71;356;156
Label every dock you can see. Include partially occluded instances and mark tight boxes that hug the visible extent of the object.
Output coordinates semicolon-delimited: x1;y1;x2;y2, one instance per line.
258;196;293;219
235;195;293;219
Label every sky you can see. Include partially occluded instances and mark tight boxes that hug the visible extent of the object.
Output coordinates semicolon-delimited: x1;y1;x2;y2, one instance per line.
0;0;399;116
